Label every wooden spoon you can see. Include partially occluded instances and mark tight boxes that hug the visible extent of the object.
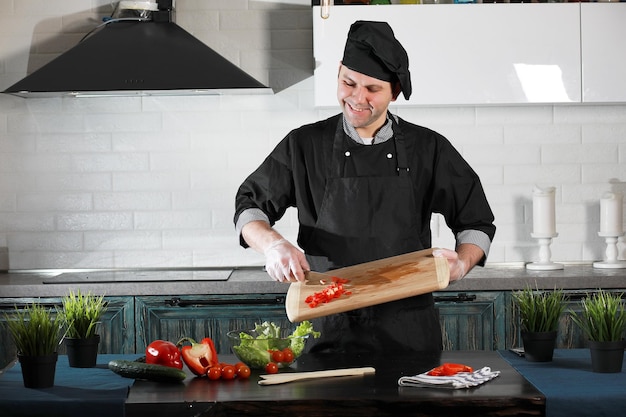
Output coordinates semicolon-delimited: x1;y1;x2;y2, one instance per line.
258;367;376;385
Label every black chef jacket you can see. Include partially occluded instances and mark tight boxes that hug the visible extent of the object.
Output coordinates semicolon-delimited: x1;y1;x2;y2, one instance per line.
235;113;495;353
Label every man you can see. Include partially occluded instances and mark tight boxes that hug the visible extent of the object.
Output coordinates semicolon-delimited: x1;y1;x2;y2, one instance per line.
234;21;495;353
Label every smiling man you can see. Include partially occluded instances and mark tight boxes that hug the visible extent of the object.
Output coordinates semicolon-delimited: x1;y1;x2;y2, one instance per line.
234;21;495;354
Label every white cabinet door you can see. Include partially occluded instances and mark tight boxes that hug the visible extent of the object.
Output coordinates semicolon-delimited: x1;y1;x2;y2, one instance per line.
313;4;581;107
581;3;626;103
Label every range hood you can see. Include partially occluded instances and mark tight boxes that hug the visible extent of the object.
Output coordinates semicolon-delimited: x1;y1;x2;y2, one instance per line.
4;1;273;98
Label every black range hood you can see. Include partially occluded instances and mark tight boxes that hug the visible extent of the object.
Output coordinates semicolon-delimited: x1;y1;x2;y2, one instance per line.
4;3;272;98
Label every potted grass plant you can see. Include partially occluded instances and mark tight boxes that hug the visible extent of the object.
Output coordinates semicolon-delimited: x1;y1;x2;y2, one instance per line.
570;289;626;373
3;302;63;388
513;286;566;362
60;290;107;368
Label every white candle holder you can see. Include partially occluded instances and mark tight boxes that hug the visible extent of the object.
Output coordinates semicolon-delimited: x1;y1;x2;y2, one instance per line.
526;233;564;270
593;233;626;269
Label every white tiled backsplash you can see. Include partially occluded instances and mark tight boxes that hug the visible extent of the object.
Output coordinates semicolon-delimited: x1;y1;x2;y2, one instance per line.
0;0;624;270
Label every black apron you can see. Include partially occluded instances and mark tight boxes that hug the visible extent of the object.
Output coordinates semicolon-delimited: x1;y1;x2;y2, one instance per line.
304;117;442;354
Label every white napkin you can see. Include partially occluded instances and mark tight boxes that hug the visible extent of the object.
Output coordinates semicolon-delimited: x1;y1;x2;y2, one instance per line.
398;366;500;389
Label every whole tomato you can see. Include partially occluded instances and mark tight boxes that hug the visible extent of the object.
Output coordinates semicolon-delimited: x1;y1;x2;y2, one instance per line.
265;362;279;374
207;366;222;380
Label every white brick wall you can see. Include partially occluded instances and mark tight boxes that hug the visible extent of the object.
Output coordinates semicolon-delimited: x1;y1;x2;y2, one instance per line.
0;0;624;270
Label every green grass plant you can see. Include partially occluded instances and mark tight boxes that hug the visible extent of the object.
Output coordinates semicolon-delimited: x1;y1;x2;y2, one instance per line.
570;289;626;342
513;286;566;333
60;290;107;339
4;303;62;356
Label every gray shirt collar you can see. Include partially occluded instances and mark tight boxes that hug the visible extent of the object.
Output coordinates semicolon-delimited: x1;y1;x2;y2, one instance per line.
342;113;396;145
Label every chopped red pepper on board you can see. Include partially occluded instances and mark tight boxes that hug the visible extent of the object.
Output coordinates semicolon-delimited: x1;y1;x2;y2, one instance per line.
305;276;352;308
145;340;184;369
176;337;219;376
427;363;473;376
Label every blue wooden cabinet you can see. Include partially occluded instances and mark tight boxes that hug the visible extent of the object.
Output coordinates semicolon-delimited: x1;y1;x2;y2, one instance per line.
135;294;292;354
137;292;510;354
434;291;508;351
0;296;134;369
3;288;609;367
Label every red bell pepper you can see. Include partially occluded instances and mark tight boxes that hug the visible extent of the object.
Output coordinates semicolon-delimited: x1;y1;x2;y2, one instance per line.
427;363;473;376
305;277;352;308
176;337;219;376
145;339;184;369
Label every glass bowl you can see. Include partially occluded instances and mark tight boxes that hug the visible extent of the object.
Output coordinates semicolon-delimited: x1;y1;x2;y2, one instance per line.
227;329;309;369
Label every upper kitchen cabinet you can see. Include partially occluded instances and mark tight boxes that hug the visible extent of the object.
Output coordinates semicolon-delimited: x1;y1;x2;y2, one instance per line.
313;4;582;106
581;3;626;103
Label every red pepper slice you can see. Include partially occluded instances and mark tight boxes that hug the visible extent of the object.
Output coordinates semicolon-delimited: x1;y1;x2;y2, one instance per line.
305;277;351;308
145;339;184;369
176;337;219;376
427;363;473;376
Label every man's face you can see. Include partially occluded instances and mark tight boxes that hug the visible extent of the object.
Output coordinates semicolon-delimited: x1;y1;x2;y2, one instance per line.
337;64;396;138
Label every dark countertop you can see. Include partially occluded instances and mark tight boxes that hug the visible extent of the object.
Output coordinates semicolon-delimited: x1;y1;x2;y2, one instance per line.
1;263;625;298
126;351;545;417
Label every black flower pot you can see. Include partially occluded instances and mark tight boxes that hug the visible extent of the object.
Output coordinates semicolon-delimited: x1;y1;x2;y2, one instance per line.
521;331;557;362
65;334;100;368
588;340;625;373
18;352;58;388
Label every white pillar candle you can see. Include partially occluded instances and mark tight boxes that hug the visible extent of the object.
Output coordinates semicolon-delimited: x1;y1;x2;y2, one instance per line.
532;186;556;236
600;192;623;235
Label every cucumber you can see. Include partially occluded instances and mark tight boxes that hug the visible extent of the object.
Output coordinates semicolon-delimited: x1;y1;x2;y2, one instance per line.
108;359;187;383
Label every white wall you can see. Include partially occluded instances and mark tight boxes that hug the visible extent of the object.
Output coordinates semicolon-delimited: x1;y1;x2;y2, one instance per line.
0;0;624;270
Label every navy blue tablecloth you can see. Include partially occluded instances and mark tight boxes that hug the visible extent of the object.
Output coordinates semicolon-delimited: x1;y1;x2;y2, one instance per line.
0;354;135;417
499;349;626;417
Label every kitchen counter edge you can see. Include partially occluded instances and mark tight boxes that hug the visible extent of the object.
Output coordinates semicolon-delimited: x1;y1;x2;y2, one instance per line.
0;263;625;298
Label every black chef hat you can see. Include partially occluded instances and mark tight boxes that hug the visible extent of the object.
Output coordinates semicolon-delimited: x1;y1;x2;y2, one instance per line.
342;20;412;100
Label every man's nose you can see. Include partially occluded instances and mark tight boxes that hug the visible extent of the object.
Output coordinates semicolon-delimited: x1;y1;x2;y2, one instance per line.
352;86;366;102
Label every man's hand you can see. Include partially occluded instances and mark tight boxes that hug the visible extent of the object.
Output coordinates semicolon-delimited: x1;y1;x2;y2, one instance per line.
433;248;466;282
264;239;309;282
241;221;310;282
433;244;484;282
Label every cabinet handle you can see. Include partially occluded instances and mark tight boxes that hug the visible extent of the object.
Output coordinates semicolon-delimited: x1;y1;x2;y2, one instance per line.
433;293;477;303
164;296;286;307
0;303;60;311
563;291;626;301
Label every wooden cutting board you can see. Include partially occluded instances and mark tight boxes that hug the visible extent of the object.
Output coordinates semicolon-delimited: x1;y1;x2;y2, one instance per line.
285;248;450;323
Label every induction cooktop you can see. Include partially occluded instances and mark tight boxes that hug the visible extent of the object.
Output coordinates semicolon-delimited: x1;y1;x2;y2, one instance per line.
43;269;233;284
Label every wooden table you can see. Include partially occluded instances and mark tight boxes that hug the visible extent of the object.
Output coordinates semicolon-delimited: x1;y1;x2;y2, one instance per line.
126;350;545;417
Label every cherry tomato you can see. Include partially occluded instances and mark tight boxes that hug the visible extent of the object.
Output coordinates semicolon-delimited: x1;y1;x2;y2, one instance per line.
207;366;222;380
265;362;279;374
271;350;285;363
221;365;236;380
282;348;294;363
236;364;251;379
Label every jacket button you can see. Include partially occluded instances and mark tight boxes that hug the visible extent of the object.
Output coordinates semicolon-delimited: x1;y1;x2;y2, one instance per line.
387;153;393;159
344;151;351;157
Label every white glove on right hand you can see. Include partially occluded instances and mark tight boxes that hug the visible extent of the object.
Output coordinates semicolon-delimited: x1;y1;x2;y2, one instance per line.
264;239;308;283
